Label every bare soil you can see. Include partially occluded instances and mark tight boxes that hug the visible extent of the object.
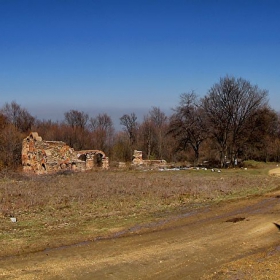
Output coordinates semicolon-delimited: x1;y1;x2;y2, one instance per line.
1;166;280;279
1;188;280;279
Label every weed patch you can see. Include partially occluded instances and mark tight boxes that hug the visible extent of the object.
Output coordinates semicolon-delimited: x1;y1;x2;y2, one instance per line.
0;168;279;257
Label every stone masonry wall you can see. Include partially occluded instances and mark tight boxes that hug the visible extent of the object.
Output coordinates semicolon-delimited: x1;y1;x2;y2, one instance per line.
132;150;167;169
22;132;109;174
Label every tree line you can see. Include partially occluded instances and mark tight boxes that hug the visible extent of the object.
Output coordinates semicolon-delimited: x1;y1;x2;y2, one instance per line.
1;76;280;170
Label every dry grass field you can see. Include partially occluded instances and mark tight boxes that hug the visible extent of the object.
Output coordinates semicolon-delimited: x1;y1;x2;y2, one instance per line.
1;163;280;259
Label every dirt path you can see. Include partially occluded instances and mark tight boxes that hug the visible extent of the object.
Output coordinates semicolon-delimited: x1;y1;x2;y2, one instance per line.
1;189;280;279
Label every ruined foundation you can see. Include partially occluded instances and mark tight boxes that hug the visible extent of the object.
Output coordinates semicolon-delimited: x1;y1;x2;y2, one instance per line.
132;150;167;169
22;132;109;174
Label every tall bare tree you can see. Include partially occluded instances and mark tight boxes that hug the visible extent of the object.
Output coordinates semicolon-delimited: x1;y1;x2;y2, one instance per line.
149;107;168;159
112;131;131;162
0;102;35;168
0;113;7;130
64;109;89;129
169;92;208;166
202;76;268;167
63;109;89;150
242;107;279;162
139;107;168;159
120;113;138;146
139;116;155;159
1;101;35;133
89;113;114;155
0;124;22;168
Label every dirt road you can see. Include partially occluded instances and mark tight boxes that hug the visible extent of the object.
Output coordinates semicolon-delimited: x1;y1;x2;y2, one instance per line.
1;191;280;279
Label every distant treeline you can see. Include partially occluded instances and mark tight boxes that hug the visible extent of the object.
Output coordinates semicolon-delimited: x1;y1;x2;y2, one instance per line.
1;76;279;170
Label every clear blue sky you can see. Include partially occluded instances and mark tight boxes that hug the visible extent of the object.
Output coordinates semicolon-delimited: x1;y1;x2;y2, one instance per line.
1;0;280;125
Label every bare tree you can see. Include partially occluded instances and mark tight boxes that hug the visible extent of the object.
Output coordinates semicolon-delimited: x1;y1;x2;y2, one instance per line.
64;110;89;129
139;115;155;159
149;107;168;159
120;113;138;146
63;110;89;150
202;76;268;167
149;107;167;128
1;101;35;133
242;107;279;162
89;113;114;154
0;113;7;130
0;123;22;168
90;113;113;131
139;107;168;159
169;92;208;166
112;131;131;162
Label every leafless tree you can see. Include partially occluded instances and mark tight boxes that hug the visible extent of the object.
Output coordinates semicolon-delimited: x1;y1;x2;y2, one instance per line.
64;110;89;129
89;113;113;131
63;110;89;150
139;107;168;159
0;113;7;130
169;92;208;166
201;76;268;167
149;107;167;128
120;113;138;146
139;116;155;159
89;113;115;155
0;123;22;168
242;107;279;162
112;131;131;162
149;107;168;159
1;101;35;133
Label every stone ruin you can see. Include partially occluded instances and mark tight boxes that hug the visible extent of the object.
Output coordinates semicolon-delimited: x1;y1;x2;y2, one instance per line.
132;150;167;168
22;132;109;174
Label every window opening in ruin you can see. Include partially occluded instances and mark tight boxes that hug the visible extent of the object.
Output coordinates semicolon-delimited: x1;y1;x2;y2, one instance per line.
95;153;103;167
42;163;46;170
78;154;87;161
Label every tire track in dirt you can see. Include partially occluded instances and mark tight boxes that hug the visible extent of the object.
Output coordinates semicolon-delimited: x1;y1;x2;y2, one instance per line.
1;190;280;279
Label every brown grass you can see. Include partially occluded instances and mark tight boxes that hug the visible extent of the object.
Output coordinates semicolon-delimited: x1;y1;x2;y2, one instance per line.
1;166;280;257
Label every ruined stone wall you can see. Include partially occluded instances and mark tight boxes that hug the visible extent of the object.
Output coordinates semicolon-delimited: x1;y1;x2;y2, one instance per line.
22;132;109;174
132;150;167;169
132;150;143;165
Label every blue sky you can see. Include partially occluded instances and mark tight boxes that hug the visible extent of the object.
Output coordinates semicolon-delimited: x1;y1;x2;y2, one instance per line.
1;0;280;125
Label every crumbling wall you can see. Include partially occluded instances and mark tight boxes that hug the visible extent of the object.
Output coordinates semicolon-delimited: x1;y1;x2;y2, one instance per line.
132;150;167;169
22;132;109;174
132;150;144;165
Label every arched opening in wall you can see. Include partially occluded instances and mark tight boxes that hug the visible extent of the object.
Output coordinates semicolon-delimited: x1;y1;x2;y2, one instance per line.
71;163;77;171
78;154;87;161
42;163;46;170
94;153;103;167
